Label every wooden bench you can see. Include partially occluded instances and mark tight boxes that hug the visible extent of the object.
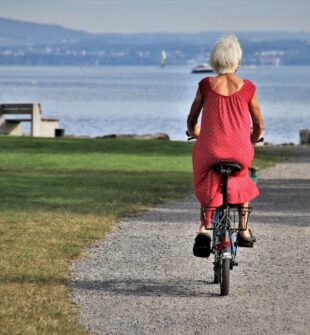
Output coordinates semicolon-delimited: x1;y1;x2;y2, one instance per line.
0;103;60;137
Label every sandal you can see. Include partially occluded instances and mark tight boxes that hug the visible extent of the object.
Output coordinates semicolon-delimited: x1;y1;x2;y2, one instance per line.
236;233;254;248
248;229;257;242
193;233;211;258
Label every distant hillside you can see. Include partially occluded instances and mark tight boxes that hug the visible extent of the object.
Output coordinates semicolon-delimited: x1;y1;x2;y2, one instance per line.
0;17;310;65
1;17;310;47
0;17;91;45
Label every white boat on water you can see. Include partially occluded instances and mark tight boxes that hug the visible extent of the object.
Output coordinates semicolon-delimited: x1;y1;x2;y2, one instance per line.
242;65;256;69
191;63;214;74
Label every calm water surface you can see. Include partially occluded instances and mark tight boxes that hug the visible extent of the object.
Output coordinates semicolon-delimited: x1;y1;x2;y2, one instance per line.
0;65;309;143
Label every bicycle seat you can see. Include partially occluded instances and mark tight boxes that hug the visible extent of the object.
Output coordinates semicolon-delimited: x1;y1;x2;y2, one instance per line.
212;162;242;175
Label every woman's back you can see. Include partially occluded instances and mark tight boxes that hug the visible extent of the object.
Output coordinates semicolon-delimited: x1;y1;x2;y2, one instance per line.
197;75;255;164
208;74;244;97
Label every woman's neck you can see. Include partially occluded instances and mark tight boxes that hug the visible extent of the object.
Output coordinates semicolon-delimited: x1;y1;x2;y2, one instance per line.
218;72;236;77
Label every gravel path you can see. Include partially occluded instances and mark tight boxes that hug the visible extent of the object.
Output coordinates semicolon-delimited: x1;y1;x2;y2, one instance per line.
71;147;310;335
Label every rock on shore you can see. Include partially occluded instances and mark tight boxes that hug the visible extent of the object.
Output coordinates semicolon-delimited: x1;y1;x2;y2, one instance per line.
97;132;170;140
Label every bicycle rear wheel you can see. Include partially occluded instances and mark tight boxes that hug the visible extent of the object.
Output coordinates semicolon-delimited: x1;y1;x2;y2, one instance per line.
220;258;230;296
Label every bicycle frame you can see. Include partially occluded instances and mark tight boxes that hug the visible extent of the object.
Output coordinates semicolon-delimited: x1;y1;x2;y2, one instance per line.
201;204;252;295
203;207;239;258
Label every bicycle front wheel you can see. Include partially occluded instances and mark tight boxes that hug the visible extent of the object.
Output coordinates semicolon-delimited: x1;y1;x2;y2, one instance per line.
220;258;230;296
214;261;221;284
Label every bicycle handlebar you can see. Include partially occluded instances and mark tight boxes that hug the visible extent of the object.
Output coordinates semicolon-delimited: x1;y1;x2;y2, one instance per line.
186;130;196;141
254;137;264;143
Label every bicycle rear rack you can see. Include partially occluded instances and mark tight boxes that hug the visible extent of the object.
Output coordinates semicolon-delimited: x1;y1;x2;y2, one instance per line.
201;206;253;231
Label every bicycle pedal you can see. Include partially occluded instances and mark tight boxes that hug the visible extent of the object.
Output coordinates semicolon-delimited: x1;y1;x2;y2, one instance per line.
234;262;238;266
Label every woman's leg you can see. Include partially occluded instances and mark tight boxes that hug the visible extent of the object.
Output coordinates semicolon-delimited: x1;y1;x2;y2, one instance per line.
199;209;212;233
238;202;252;238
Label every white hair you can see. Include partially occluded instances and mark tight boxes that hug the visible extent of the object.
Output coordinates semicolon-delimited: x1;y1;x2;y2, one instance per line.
209;35;243;74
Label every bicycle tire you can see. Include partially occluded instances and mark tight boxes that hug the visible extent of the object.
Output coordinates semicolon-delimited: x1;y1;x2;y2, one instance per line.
220;258;230;296
214;261;221;284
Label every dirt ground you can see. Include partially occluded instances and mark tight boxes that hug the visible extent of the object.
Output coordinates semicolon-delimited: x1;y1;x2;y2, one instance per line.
72;146;310;335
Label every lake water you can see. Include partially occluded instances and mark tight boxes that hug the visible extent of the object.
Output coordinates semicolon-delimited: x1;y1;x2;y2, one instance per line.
0;65;309;143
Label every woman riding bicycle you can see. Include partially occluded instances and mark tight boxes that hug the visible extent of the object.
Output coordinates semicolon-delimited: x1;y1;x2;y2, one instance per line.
187;35;264;250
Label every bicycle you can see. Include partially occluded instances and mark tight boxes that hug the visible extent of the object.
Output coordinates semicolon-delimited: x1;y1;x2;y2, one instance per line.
201;162;254;296
187;132;262;296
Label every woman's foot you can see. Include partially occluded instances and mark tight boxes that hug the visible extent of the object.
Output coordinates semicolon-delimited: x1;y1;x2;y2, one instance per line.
193;232;211;257
248;229;257;242
199;223;211;234
238;229;256;242
237;229;255;247
236;233;254;247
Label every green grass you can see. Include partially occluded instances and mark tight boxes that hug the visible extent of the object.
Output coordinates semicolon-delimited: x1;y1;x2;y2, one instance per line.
0;136;290;334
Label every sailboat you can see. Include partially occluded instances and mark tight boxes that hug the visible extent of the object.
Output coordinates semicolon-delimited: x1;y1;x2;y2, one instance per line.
160;50;167;68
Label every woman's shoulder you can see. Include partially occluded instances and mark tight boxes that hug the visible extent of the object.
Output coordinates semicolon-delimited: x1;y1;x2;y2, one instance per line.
243;78;256;89
198;77;211;96
199;76;211;86
242;79;256;101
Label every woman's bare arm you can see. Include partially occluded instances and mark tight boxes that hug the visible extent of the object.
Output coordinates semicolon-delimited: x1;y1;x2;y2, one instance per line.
249;93;264;143
187;88;203;137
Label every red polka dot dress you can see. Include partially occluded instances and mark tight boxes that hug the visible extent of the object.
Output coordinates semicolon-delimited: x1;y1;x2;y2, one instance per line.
192;77;259;207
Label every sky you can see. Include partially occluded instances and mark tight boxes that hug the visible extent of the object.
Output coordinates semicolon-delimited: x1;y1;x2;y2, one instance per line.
1;0;310;33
